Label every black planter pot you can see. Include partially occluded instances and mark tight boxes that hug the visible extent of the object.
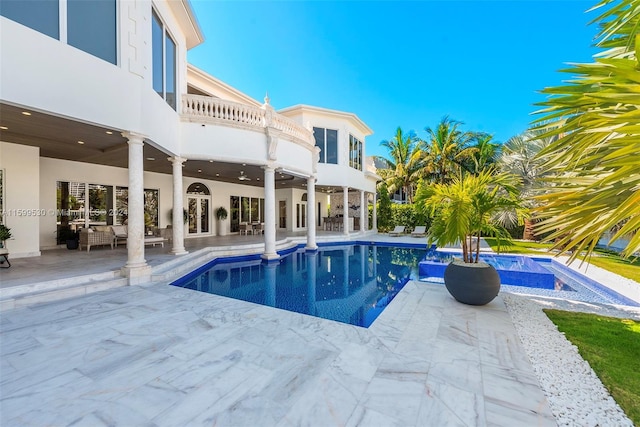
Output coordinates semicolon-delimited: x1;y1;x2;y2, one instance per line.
444;259;500;305
66;239;79;250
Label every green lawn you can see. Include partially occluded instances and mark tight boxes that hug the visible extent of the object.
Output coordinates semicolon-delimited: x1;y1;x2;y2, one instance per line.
544;310;640;425
485;238;640;283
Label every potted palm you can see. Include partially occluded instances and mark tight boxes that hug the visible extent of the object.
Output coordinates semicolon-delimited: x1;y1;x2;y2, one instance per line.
415;170;520;305
0;224;12;248
216;206;228;236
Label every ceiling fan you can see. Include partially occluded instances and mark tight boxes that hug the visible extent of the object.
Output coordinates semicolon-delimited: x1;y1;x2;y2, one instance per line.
238;171;251;181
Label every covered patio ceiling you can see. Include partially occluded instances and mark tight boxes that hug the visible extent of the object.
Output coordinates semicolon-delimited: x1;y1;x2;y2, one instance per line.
0;102;355;194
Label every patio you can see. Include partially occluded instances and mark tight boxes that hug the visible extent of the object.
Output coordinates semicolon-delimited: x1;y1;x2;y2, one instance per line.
0;269;555;426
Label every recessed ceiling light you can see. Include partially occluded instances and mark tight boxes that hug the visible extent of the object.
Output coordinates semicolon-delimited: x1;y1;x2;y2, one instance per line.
0;126;8;130
105;131;113;135
209;160;213;163
21;111;31;116
198;169;202;173
146;157;155;161
242;163;246;166
257;178;260;181
216;173;219;177
77;140;85;144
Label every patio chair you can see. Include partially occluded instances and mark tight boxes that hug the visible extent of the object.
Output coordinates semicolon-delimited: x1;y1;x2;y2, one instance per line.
253;223;265;235
239;223;251;236
0;248;10;268
111;225;128;246
388;226;405;237
411;226;427;237
79;228;114;252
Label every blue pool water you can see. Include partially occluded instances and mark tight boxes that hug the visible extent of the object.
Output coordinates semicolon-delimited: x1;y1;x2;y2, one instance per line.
171;244;426;327
419;251;556;289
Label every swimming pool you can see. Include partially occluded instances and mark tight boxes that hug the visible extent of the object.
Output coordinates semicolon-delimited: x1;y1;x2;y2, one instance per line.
171;244;426;327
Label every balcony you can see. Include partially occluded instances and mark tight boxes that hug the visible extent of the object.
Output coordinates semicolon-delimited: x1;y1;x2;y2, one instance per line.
181;94;313;147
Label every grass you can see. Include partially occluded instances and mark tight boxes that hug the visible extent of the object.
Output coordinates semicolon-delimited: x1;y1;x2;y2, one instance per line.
485;238;640;283
544;309;640;425
579;249;640;284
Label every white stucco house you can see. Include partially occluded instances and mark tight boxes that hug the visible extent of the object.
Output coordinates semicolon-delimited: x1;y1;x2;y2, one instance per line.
0;0;380;283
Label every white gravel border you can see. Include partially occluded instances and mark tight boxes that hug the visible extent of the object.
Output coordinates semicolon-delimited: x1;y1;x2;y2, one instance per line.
503;293;635;427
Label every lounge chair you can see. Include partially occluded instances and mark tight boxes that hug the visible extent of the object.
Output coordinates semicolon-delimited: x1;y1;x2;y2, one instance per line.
388;226;405;237
411;226;427;237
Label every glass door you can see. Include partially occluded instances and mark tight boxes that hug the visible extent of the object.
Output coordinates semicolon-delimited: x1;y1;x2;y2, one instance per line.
188;196;211;235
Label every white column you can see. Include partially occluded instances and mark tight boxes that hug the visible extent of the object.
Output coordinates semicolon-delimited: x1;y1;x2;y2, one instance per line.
360;190;366;233
372;192;378;232
169;156;187;255
262;165;279;260
306;176;317;250
121;132;151;284
342;186;349;235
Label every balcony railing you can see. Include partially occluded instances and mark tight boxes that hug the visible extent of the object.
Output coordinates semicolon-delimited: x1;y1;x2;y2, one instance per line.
181;94;313;145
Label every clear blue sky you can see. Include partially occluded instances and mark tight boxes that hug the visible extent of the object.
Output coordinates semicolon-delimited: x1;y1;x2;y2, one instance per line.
187;0;598;159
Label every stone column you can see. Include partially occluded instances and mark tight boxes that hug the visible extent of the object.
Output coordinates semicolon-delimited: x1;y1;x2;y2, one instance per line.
360;190;366;233
262;165;279;260
342;186;349;235
306;176;317;251
121;132;151;284
264;262;277;306
372;192;378;232
169;156;188;255
306;251;317;316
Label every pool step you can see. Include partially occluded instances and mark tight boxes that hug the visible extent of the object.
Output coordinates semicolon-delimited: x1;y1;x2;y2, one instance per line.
0;271;128;311
152;238;300;282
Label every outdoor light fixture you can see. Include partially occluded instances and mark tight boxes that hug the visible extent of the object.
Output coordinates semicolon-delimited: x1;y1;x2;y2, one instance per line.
21;111;31;116
77;141;85;145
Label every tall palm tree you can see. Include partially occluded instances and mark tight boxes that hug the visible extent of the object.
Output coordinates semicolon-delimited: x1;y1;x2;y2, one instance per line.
422;116;477;184
532;0;640;260
375;127;425;203
499;130;556;239
471;133;501;174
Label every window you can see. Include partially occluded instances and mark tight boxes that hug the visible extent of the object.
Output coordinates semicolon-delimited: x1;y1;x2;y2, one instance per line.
313;127;338;164
0;170;4;225
230;195;264;232
1;0;59;39
1;0;116;64
67;0;116;64
152;9;177;110
349;135;363;171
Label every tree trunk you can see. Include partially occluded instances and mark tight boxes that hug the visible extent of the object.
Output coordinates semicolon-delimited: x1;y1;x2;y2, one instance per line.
523;218;535;240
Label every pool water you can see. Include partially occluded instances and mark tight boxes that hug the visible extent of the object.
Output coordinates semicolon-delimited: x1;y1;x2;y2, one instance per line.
171;244;426;328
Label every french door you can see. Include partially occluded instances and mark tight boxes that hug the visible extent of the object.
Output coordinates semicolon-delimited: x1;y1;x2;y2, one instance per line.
188;196;210;235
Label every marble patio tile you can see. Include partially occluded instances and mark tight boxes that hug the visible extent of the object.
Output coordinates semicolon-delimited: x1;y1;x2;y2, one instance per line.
367;320;405;352
76;334;184;381
345;405;407;427
0;332;42;356
61;400;157;427
477;328;534;373
485;398;556;427
276;372;360;427
359;377;426;426
375;352;430;383
436;310;479;348
482;364;552;418
116;378;187;421
153;363;274;426
162;322;245;361
428;338;483;394
417;378;486;427
329;342;387;384
0;368;94;421
158;337;265;392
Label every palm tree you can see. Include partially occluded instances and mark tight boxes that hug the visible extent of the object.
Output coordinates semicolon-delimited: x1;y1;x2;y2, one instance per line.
499;130;556;239
422;116;477;184
415;170;521;263
375;127;425;203
470;133;501;174
531;0;640;260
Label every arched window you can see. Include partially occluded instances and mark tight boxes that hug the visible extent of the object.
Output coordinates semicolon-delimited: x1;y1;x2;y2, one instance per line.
187;182;210;195
301;193;307;202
